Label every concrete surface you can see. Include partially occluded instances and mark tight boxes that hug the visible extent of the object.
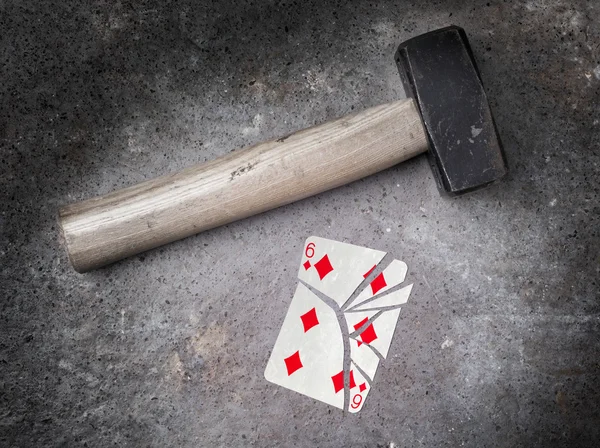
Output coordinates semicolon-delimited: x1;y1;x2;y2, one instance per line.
1;0;599;446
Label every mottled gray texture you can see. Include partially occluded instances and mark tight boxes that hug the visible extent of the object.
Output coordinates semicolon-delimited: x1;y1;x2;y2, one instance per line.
1;0;599;446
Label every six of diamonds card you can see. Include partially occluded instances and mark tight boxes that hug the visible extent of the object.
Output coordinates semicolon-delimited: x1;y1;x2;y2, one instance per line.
264;236;413;413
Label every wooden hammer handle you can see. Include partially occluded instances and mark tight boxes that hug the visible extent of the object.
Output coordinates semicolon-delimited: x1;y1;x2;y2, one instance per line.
59;98;428;272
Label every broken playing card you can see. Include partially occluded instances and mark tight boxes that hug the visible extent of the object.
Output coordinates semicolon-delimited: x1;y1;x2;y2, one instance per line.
264;236;413;413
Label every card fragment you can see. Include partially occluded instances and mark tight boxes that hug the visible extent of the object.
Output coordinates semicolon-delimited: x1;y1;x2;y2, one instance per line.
264;283;345;410
297;236;386;307
345;259;408;310
349;284;413;312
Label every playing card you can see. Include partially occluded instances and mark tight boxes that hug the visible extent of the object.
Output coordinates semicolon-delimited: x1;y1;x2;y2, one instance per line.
266;237;414;413
297;236;386;307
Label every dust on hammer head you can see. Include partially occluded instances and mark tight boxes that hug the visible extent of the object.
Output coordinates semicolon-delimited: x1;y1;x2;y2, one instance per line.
396;26;507;196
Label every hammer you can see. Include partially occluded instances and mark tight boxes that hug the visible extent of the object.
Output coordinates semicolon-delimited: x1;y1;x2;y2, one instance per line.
59;26;507;273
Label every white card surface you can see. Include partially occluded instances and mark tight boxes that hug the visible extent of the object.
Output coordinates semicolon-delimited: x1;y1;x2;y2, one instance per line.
350;284;413;312
297;236;386;307
264;283;345;409
350;340;380;381
347;307;401;360
347;363;370;413
346;259;408;310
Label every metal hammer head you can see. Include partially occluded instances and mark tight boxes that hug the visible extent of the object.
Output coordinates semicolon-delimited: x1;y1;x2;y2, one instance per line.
396;26;507;195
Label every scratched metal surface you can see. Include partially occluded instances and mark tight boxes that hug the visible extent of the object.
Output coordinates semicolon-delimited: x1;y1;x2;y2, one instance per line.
1;0;599;446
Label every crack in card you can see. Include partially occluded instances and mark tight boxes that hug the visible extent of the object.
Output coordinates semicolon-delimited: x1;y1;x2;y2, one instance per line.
264;237;414;413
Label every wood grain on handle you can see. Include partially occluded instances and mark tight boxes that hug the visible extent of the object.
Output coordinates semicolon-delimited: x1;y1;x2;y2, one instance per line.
59;98;428;272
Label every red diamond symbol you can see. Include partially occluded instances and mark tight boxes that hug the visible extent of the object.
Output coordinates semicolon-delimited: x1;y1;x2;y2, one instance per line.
284;351;303;376
331;369;357;393
353;317;378;347
370;272;387;295
359;382;367;392
303;260;311;270
314;254;334;280
363;265;376;278
300;307;319;332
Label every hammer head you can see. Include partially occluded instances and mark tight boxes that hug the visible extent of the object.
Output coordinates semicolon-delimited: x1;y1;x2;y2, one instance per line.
396;26;507;195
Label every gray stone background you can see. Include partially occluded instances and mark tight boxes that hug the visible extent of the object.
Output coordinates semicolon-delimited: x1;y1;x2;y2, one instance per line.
1;0;599;446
